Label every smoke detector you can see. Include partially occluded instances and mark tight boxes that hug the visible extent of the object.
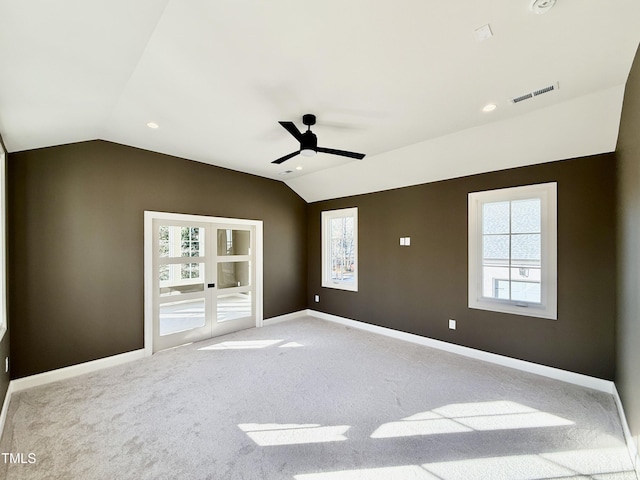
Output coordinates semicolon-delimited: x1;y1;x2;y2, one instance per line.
530;0;557;14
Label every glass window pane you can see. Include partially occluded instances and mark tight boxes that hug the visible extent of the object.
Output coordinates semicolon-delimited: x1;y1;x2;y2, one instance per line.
511;266;541;283
482;202;510;234
511;234;541;263
510;280;541;303
160;226;204;258
511;199;541;233
494;280;511;300
482;266;509;299
159;226;170;257
217;229;250;256
159;264;169;281
159;263;205;297
330;217;356;284
218;261;250;289
483;235;509;261
180;227;204;257
181;263;201;279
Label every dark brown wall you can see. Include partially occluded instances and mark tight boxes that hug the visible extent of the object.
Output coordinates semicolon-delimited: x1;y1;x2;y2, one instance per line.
616;42;640;444
308;154;617;380
8;140;307;379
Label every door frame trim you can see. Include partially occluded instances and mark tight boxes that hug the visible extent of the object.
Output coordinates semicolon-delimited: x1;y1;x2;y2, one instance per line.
144;211;264;356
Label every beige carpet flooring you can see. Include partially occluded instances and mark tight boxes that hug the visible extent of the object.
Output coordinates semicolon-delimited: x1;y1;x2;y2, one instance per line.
0;317;636;479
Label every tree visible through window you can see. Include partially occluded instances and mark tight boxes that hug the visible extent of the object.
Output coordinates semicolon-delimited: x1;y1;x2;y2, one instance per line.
322;208;358;292
330;215;355;283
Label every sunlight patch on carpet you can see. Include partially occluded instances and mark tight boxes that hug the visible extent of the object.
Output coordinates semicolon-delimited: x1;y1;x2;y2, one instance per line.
371;401;573;439
293;447;635;480
238;423;350;446
199;339;284;350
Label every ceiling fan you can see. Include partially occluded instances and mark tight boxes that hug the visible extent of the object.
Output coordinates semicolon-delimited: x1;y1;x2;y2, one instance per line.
272;114;366;164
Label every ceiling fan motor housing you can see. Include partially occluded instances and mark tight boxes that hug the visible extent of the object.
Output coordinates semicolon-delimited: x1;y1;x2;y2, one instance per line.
301;130;317;151
302;114;316;127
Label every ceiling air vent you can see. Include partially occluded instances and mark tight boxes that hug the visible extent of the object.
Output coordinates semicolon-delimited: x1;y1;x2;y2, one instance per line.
511;82;559;104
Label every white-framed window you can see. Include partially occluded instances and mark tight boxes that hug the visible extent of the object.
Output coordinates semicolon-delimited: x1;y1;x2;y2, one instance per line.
0;144;6;340
322;207;358;292
468;182;557;320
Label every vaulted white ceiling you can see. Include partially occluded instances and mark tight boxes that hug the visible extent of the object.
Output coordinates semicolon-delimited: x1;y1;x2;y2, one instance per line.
1;0;639;201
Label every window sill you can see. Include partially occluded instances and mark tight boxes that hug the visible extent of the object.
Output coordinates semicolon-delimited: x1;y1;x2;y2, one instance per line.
469;300;557;320
322;283;358;293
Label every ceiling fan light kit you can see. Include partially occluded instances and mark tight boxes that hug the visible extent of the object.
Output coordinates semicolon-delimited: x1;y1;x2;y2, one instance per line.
301;149;316;157
272;114;366;165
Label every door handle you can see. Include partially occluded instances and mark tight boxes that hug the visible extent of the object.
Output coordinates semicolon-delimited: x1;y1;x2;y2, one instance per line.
207;283;215;288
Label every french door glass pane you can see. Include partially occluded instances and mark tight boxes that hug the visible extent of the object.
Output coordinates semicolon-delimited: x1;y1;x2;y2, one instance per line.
159;226;170;257
159;299;205;336
217;229;250;256
159;226;204;258
181;227;202;257
217;292;252;322
159;263;205;297
217;261;250;289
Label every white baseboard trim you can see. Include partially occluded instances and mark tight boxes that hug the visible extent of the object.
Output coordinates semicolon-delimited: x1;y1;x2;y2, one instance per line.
613;384;640;477
263;309;311;326
0;381;14;440
10;349;146;393
308;309;615;394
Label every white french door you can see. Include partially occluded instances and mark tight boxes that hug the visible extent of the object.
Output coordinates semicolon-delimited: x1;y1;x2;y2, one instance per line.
145;212;262;353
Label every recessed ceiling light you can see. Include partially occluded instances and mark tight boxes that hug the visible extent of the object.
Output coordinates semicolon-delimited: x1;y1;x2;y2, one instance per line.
483;103;497;112
146;122;159;129
295;166;303;171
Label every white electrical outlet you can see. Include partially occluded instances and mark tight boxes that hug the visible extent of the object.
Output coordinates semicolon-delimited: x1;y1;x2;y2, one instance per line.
449;319;456;330
314;295;320;303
